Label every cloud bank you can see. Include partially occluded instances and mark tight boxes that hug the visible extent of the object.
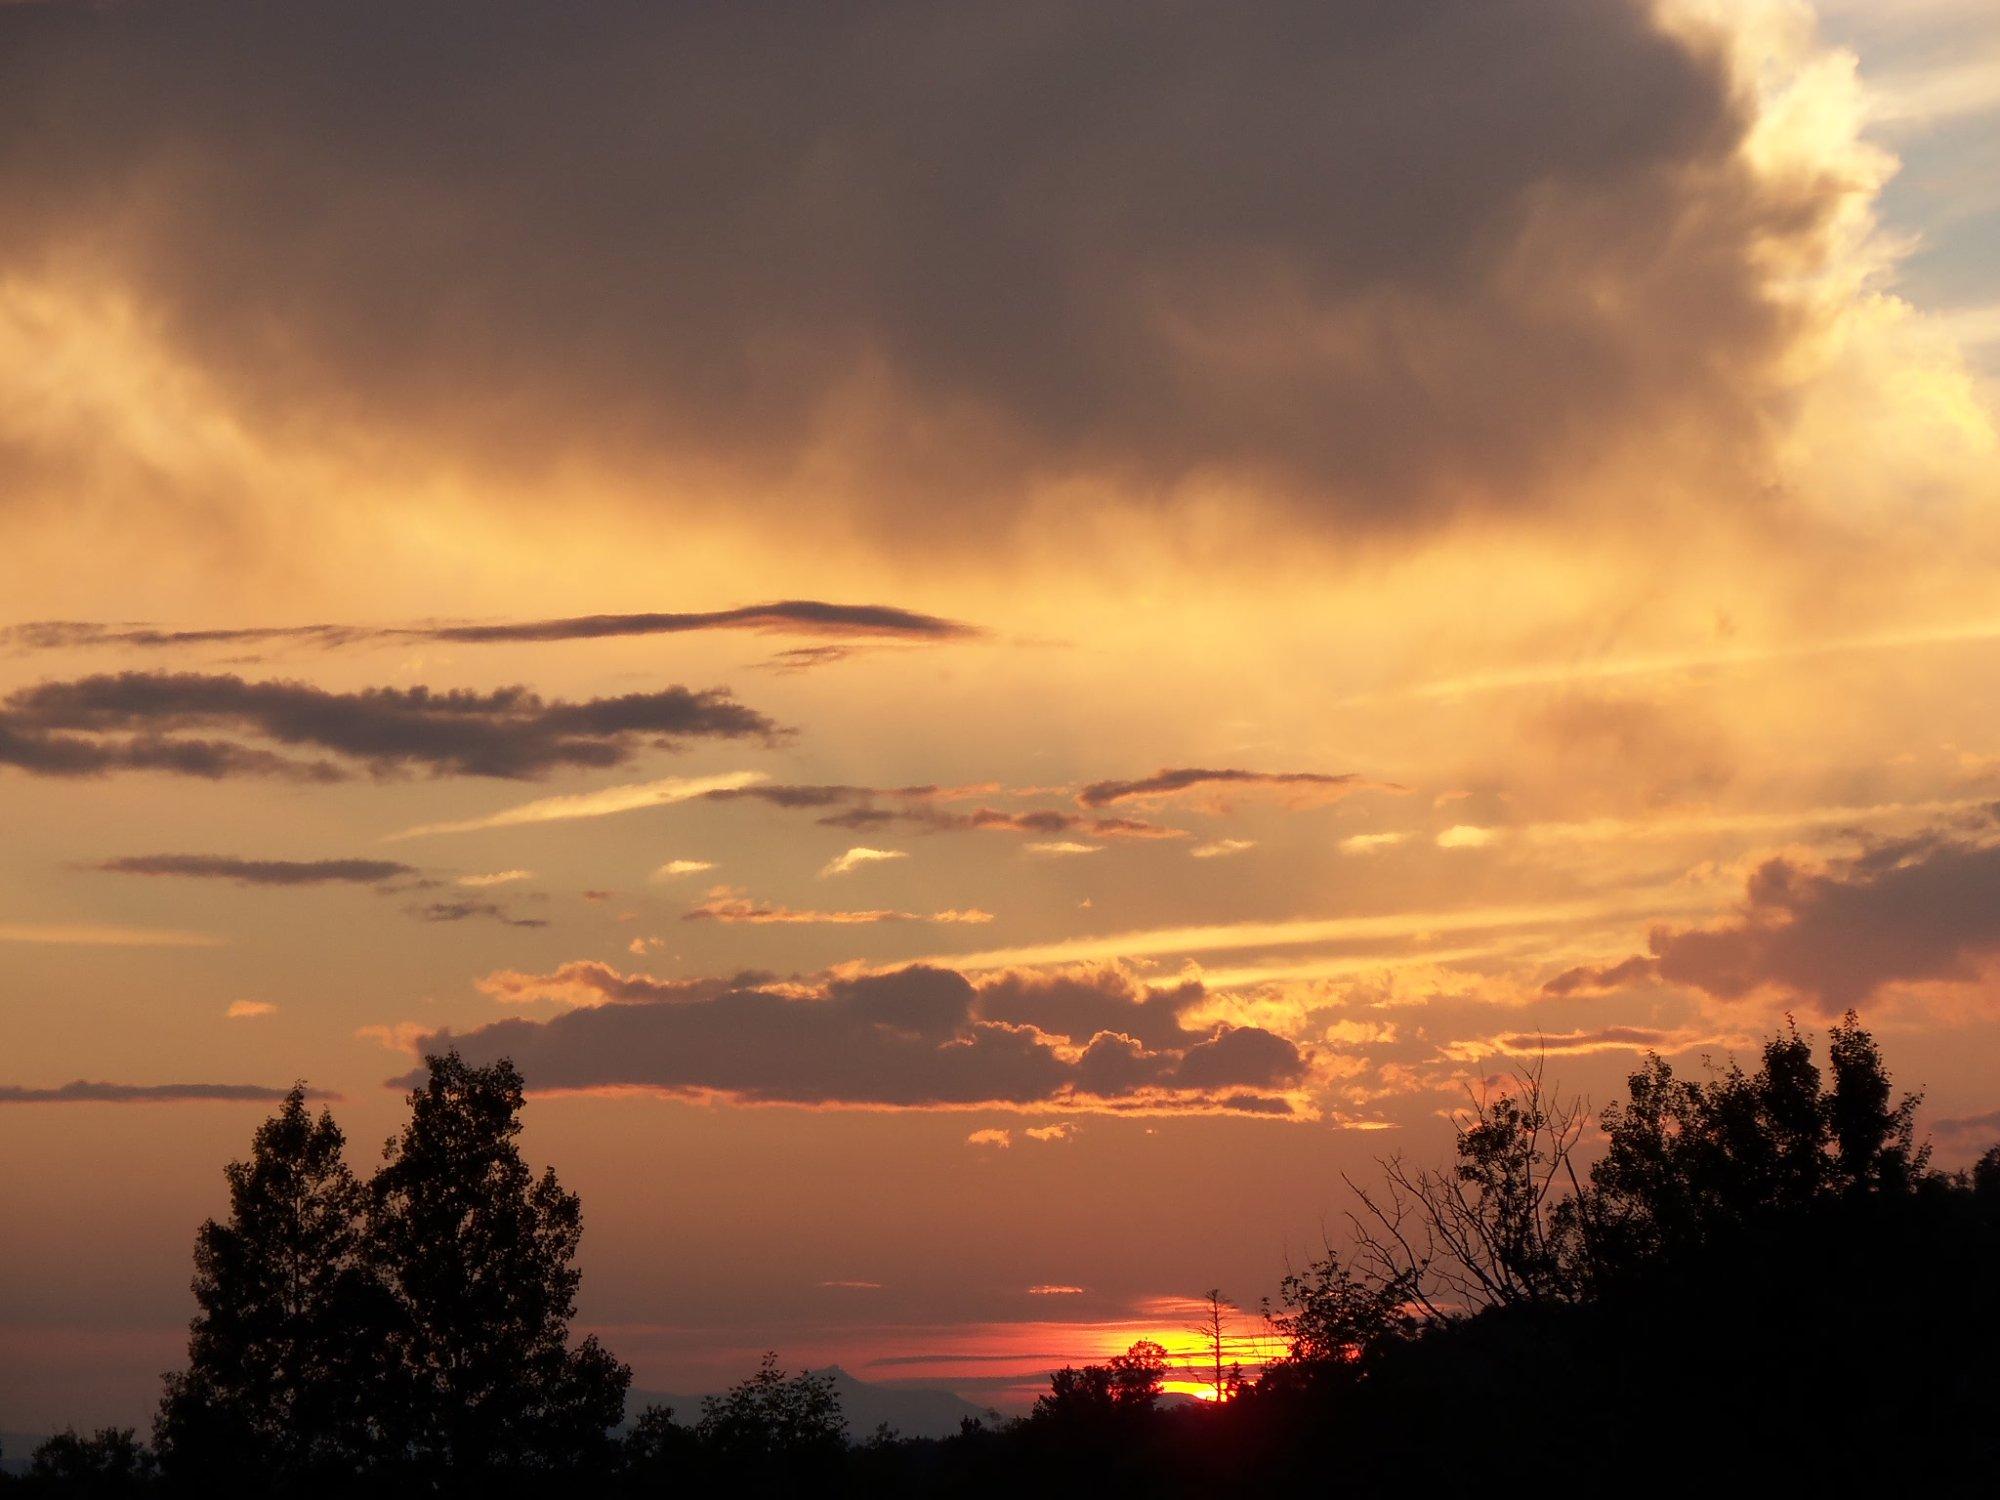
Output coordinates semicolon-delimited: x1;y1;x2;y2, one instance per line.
1550;824;2000;1012
405;963;1310;1115
0;0;1852;534
0;673;778;781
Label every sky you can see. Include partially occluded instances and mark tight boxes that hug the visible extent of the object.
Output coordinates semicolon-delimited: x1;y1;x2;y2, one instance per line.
3;0;2000;1430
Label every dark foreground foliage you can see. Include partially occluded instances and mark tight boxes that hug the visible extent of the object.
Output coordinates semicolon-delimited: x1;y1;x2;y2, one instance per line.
6;1017;1998;1497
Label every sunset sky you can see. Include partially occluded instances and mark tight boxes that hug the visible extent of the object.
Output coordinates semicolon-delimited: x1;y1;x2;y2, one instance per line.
4;0;2000;1431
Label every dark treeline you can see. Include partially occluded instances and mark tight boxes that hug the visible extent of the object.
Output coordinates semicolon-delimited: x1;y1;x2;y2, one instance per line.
6;1014;1999;1496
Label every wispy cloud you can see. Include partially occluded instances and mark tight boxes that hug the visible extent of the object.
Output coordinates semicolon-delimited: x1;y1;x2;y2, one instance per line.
1076;768;1392;809
391;770;769;839
819;846;908;878
95;853;416;885
0;1080;329;1104
1189;839;1255;859
407;899;548;929
3;600;983;653
0;921;222;947
225;1000;277;1019
1380;619;2000;703
457;869;533;887
1436;825;1497;849
683;886;991;926
922;891;1711;971
652;858;716;879
1340;831;1409;854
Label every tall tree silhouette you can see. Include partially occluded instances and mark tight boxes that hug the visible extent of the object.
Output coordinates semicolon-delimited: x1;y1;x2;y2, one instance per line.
368;1052;630;1480
1187;1290;1241;1401
154;1086;385;1489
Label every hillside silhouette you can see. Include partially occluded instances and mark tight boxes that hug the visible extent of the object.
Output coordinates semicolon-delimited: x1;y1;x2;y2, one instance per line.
4;1014;1997;1496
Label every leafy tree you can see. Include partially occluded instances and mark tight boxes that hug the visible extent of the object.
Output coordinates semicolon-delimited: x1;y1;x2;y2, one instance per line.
1266;1251;1420;1370
1583;1012;1927;1277
21;1429;154;1496
617;1403;699;1489
154;1086;386;1489
367;1052;630;1479
694;1355;847;1464
1032;1339;1168;1424
1825;1012;1927;1192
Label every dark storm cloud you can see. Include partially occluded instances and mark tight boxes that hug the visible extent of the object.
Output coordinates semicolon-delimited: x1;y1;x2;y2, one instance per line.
0;1081;334;1104
94;853;416;885
1;602;980;654
0;0;1824;530
405;963;1308;1114
1571;828;2000;1012
1075;768;1387;809
0;671;779;780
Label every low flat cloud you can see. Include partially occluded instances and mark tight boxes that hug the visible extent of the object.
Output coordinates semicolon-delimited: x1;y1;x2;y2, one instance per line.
652;858;716;879
408;899;548;929
391;770;770;839
0;1080;332;1104
95;853;416;885
1441;1025;1718;1061
403;962;1311;1115
1075;768;1390;809
682;886;991;926
704;782;1183;841
0;672;779;781
0;921;221;947
1189;839;1255;860
1932;1109;2000;1147
457;869;533;888
819;847;907;878
3;600;981;654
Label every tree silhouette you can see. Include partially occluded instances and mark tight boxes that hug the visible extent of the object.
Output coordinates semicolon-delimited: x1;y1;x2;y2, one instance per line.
18;1429;154;1496
1582;1011;1928;1279
367;1052;630;1479
1186;1290;1241;1401
1266;1251;1420;1371
1033;1338;1167;1425
154;1086;387;1489
693;1354;846;1464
